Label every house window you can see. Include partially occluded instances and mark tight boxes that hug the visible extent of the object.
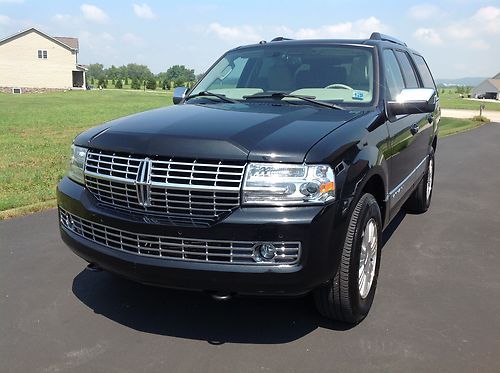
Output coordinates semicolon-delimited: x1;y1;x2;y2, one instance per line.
38;50;48;59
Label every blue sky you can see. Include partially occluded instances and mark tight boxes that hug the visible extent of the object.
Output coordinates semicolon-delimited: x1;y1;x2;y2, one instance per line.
1;0;499;78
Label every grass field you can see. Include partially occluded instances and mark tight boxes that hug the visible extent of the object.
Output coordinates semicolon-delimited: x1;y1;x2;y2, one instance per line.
439;89;500;111
0;90;171;216
439;117;489;137
0;89;494;219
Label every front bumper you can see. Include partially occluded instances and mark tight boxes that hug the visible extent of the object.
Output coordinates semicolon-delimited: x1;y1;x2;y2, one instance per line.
57;176;347;296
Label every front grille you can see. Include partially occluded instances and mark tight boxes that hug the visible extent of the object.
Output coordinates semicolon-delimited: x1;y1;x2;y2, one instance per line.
59;209;301;266
84;149;245;225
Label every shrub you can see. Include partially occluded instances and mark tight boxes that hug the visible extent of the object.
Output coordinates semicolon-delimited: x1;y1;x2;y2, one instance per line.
114;80;123;89
97;78;107;88
130;78;141;89
472;115;490;123
145;78;157;90
124;77;129;85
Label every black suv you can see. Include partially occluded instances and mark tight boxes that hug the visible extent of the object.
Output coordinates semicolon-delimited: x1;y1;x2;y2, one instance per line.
58;33;439;324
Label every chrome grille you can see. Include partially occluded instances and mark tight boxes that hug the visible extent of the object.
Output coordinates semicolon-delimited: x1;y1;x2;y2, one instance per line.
59;209;301;266
84;149;245;224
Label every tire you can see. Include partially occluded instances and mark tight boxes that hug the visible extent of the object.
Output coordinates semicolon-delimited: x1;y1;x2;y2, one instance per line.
314;193;382;324
404;149;435;214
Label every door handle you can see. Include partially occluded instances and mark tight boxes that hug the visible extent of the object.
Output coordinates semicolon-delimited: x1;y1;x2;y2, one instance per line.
427;114;434;123
410;123;419;136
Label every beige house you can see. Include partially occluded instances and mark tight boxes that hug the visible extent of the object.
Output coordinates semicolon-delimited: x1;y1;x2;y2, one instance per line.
0;28;86;92
472;72;500;100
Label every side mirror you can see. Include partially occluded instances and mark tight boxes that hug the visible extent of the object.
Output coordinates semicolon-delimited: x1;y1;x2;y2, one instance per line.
386;88;436;117
173;86;188;104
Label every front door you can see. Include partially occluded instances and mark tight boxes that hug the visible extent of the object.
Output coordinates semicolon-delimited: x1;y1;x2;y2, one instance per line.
383;49;424;214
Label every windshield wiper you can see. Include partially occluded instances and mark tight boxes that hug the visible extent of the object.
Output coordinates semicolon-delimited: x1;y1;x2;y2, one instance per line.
243;92;344;110
185;91;238;104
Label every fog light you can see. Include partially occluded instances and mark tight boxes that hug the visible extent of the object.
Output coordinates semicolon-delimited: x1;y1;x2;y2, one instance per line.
254;243;276;262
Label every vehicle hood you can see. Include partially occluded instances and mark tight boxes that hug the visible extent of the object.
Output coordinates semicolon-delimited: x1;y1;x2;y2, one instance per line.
75;103;366;163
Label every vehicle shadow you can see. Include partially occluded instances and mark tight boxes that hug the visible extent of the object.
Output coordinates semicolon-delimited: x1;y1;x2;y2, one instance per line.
381;209;406;250
71;211;406;344
72;270;352;344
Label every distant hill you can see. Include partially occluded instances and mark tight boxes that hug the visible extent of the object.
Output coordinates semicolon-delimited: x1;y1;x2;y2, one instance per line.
435;77;487;87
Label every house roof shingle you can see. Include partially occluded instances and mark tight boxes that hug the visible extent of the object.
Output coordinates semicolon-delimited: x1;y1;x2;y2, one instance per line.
487;79;500;90
0;28;78;51
53;37;79;50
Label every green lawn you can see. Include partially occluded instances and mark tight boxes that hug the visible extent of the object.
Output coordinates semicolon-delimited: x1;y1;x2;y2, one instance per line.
0;90;171;216
439;117;488;137
439;89;500;111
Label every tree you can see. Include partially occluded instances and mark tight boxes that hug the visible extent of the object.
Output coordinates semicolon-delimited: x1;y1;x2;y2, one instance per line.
114;79;123;89
145;78;157;90
126;63;152;81
163;65;196;85
87;63;105;81
124;77;129;85
130;78;141;89
174;78;186;87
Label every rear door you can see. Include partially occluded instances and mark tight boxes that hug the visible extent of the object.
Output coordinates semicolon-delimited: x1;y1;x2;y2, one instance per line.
383;49;422;210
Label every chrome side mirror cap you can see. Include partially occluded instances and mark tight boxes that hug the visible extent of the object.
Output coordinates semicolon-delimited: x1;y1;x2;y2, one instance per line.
173;87;188;104
387;88;436;117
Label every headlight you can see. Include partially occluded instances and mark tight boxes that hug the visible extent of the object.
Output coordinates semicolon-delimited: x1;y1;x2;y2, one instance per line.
242;163;335;205
68;144;88;185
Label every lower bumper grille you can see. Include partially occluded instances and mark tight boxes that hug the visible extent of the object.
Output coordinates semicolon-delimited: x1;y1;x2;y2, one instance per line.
59;208;301;266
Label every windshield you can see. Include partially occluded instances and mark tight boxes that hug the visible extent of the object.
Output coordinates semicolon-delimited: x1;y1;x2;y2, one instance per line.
191;44;375;106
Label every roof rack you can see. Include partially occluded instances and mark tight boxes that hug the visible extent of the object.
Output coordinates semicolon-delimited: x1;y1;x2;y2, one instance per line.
271;36;293;42
369;32;407;47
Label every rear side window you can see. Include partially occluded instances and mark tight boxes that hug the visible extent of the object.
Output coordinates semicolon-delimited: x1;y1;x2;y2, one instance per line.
383;49;405;100
395;51;419;88
412;54;436;89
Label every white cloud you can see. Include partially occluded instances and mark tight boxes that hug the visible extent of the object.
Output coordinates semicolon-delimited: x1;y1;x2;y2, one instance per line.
408;4;441;20
207;23;262;43
52;13;73;23
133;3;155;19
0;14;13;25
122;32;143;46
293;17;387;39
413;28;442;45
472;6;500;33
437;5;500;50
207;17;388;44
101;32;114;42
80;4;109;24
469;39;490;50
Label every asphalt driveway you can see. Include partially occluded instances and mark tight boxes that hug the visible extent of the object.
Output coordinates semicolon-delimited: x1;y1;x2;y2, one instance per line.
1;124;500;373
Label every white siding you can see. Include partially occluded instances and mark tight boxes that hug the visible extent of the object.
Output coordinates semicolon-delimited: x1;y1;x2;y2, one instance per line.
0;30;77;89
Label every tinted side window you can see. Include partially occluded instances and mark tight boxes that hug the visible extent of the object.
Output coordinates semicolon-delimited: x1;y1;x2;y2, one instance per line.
413;54;436;89
383;49;405;100
395;51;419;88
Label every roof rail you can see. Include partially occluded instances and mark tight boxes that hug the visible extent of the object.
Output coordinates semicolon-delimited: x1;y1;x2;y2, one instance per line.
271;36;293;42
369;32;407;47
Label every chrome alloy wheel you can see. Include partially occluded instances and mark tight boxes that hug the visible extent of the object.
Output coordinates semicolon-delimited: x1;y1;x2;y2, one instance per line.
359;218;378;299
426;158;434;201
